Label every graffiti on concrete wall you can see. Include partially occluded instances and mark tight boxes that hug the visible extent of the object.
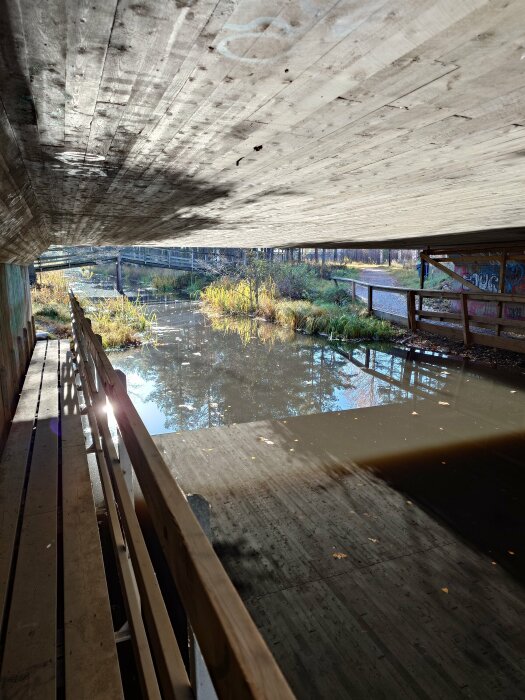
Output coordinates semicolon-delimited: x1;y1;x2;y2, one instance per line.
454;260;525;320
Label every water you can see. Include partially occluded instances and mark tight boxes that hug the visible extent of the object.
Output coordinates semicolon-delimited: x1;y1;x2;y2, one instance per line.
108;300;525;437
109;300;525;654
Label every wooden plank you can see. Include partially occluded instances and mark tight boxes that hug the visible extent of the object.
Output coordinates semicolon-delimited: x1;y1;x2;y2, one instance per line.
407;290;416;331
72;332;162;700
71;329;192;700
460;293;470;345
0;341;46;633
1;340;59;700
416;319;525;353
60;350;123;700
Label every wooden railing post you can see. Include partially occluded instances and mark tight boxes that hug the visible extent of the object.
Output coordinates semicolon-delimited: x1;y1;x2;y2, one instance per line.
351;280;356;302
367;285;373;315
188;494;218;700
407;291;416;331
460;293;471;345
115;369;133;502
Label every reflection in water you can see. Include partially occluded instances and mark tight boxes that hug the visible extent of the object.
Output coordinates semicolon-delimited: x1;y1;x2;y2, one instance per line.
109;301;524;437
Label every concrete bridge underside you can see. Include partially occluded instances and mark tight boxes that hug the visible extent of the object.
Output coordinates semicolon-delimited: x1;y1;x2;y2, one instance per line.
0;0;524;264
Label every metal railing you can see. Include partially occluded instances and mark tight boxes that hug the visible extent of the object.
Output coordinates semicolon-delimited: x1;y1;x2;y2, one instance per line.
69;291;295;700
332;276;525;353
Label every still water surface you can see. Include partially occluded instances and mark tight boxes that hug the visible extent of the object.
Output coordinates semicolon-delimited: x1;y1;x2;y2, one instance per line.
108;301;525;436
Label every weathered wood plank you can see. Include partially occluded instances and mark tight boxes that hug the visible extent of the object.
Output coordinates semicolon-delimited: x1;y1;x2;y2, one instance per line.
0;340;46;633
61;350;123;700
1;340;59;700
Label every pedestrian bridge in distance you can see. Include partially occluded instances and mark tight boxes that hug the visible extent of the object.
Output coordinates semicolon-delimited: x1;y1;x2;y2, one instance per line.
34;247;216;275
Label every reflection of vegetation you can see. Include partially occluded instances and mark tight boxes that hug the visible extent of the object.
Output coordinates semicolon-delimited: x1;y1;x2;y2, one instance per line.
110;306;370;434
209;315;296;346
87;297;157;349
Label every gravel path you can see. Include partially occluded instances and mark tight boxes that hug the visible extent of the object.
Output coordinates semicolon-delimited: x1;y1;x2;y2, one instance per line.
354;267;407;317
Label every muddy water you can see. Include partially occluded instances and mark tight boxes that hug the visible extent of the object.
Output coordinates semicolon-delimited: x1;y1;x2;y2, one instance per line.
108;300;525;436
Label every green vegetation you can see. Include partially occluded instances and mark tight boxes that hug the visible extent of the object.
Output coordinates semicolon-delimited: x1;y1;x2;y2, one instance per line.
201;261;397;342
88;297;156;349
32;271;71;338
31;270;156;348
150;271;212;297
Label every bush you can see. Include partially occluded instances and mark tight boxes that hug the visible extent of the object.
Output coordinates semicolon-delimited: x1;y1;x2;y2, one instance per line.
88;297;156;349
272;263;318;300
316;285;353;306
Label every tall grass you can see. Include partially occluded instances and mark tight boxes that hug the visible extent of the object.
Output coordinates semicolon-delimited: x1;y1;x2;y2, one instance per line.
31;271;156;348
31;271;71;336
201;278;277;316
202;278;397;342
88;296;156;349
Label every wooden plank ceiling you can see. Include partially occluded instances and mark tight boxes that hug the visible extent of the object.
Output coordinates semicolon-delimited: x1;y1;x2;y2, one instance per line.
0;0;524;262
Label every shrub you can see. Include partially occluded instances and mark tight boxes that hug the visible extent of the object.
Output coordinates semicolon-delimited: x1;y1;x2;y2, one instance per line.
272;263;318;300
316;285;353;306
88;297;156;349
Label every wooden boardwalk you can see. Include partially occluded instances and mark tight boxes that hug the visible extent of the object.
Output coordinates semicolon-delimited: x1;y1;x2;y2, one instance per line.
0;339;122;699
155;398;525;699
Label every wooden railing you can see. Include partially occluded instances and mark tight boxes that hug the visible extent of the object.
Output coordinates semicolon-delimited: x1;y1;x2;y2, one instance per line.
69;292;295;700
332;276;525;354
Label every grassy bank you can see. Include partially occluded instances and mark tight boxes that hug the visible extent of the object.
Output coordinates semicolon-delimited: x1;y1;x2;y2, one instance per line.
201;267;397;342
32;271;156;348
32;271;72;338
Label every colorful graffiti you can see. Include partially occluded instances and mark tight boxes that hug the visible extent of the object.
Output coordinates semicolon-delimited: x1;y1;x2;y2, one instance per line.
453;260;525;320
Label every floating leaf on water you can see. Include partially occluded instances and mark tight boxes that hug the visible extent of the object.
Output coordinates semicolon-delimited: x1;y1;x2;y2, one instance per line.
257;436;274;445
508;550;516;555
441;587;449;594
368;538;379;543
438;401;450;406
411;411;419;415
332;552;348;560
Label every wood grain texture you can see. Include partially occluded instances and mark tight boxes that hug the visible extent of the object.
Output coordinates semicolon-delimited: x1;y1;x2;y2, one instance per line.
154;399;525;699
0;0;524;261
1;340;59;700
61;350;123;700
0;341;45;633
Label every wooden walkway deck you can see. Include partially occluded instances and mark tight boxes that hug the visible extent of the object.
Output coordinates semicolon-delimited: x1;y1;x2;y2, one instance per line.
155;399;525;699
0;339;122;699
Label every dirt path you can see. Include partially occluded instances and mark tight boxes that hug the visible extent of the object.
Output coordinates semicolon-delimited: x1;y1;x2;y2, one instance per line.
355;267;407;316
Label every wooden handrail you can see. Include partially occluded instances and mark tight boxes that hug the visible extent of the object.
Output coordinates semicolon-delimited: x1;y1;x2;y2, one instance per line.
331;275;525;304
69;292;295;700
331;275;525;353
